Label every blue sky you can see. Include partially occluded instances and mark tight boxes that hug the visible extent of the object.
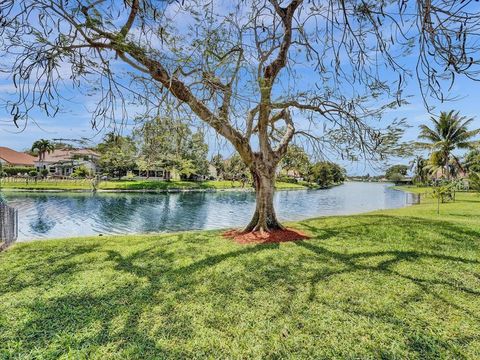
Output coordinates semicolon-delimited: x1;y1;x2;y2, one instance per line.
2;70;479;176
1;2;480;176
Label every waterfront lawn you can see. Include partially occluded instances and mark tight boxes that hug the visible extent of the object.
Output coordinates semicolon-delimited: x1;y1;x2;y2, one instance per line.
393;185;433;194
0;192;479;358
0;179;309;191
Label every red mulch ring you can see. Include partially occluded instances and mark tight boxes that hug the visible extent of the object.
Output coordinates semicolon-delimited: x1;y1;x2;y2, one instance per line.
223;228;310;244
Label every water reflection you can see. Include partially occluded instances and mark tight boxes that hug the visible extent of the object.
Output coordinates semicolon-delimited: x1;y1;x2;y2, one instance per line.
5;182;411;241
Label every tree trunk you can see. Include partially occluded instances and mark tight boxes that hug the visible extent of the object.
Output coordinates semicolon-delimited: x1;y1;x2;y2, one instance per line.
244;165;284;233
445;154;450;180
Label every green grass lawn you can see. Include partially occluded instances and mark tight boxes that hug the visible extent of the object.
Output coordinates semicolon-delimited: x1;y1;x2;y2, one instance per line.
393;185;433;194
0;179;310;191
0;192;479;358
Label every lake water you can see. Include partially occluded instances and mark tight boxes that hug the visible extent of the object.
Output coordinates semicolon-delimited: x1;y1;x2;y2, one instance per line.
4;182;416;241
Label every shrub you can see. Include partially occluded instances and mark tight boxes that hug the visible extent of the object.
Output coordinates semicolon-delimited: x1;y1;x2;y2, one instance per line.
28;170;38;177
469;172;480;191
276;175;298;184
3;166;33;176
385;165;408;181
40;169;49;177
72;165;90;178
389;173;405;183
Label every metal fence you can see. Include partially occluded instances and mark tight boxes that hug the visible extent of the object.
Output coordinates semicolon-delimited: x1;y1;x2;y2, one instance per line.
0;203;18;249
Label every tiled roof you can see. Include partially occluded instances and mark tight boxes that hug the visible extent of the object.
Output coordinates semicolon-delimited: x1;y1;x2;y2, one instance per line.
38;149;99;163
0;147;35;166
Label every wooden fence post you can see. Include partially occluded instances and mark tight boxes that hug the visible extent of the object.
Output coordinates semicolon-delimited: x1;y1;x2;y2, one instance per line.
0;203;18;250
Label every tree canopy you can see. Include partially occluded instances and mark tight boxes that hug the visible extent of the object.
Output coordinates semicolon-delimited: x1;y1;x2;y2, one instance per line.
31;139;55;161
134;117;209;178
416;111;480;179
307;162;345;188
280;145;310;177
97;133;137;177
385;165;409;181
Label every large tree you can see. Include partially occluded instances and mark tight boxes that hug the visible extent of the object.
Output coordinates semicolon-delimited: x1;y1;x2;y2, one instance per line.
280;145;310;177
417;111;480;179
97;133;137;177
385;165;409;181
307;162;345;187
409;155;429;184
465;149;480;174
135;116;209;178
2;1;480;232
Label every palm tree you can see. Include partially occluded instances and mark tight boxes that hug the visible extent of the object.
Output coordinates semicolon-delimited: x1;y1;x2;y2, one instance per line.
409;155;428;184
31;139;55;161
417;111;480;180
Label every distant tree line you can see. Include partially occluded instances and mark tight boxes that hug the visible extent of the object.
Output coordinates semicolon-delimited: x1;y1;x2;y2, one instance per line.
96;117;210;180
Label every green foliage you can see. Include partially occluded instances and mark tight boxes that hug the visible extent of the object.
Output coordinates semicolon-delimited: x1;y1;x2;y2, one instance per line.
28;170;38;177
307;162;345;187
431;184;454;203
0;192;479;358
224;154;250;185
184;132;209;177
134;117;209;178
385;165;408;181
417;111;479;153
210;154;225;179
465;149;480;173
72;165;90;178
31;139;55;160
276;174;298;184
2;167;33;176
417;110;480;179
409;156;429;184
468;172;480;191
40;169;49;177
280;145;310;177
97;133;137;177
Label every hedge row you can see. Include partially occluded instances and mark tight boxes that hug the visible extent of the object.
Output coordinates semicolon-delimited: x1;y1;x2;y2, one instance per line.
2;166;34;175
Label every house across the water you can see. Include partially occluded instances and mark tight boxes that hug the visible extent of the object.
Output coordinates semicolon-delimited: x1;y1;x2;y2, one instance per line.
130;169;172;180
35;149;100;176
0;147;35;167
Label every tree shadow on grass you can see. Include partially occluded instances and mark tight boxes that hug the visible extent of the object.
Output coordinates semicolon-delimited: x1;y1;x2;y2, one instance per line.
0;244;101;296
1;236;279;358
298;214;480;246
1;215;479;358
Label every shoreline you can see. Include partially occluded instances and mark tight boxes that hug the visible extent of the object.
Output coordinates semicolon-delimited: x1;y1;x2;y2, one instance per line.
0;182;344;194
11;183;400;243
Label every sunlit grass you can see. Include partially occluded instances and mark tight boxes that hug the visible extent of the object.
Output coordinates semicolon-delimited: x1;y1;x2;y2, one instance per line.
0;192;479;358
0;179;308;191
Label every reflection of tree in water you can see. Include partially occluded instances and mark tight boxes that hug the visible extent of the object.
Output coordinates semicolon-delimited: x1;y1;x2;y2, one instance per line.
90;193;208;233
94;195;139;233
90;192;252;234
29;195;56;234
30;216;55;234
138;192;211;232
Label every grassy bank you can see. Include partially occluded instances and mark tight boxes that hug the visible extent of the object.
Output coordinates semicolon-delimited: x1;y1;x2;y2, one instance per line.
0;179;312;191
393;185;433;194
0;192;479;358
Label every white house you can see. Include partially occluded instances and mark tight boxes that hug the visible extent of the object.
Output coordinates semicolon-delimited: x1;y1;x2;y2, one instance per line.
35;149;100;176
